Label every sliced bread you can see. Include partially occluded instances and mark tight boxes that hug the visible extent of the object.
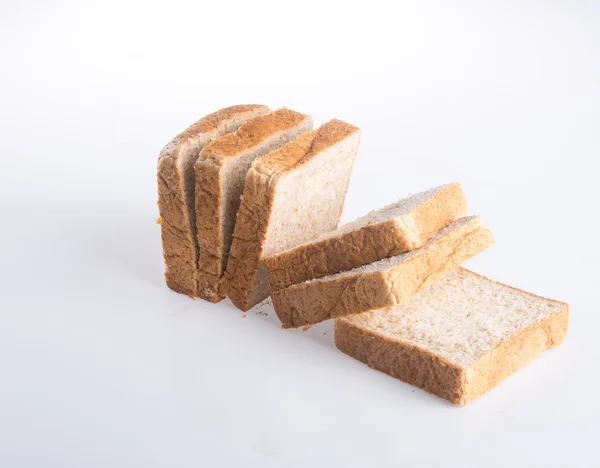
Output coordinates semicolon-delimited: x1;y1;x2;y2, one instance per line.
264;183;467;292
271;216;494;328
157;104;270;296
335;268;569;405
220;119;361;311
195;108;313;302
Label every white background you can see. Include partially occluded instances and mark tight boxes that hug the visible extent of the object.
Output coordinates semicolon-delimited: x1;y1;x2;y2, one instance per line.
1;1;598;466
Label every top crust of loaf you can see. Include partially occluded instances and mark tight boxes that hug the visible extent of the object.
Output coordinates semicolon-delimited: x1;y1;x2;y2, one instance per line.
252;119;359;176
199;108;310;164
158;104;270;161
339;268;568;367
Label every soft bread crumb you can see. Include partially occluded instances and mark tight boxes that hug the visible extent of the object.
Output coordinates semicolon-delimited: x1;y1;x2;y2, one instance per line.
297;183;456;245
341;268;566;367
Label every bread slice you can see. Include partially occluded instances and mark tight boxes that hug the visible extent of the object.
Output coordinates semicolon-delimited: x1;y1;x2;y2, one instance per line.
264;183;467;292
220;119;361;311
157;104;270;296
335;268;569;405
195;108;313;302
271;216;494;328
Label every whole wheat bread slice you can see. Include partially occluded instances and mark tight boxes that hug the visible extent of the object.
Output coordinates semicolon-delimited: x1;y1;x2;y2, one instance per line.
335;268;569;405
195;108;313;302
157;104;270;296
271;216;494;328
264;183;467;292
220;119;361;311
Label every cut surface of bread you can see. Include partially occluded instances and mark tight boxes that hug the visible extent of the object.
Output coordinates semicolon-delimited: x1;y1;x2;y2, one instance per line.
335;268;569;405
271;216;494;328
220;119;361;311
264;182;467;292
195;108;313;302
157;104;270;297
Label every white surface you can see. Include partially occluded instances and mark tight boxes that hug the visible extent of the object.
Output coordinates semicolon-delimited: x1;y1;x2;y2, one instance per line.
0;1;597;467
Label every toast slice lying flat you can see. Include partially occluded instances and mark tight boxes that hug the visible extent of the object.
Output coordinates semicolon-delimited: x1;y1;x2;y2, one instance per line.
194;108;313;302
220;119;361;311
335;268;569;405
157;104;270;297
271;216;494;328
264;183;467;292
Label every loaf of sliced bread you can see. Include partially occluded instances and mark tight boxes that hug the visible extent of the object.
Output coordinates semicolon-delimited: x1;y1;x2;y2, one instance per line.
157;104;270;297
194;108;313;302
264;183;467;292
220;119;361;311
335;268;569;405
271;216;494;328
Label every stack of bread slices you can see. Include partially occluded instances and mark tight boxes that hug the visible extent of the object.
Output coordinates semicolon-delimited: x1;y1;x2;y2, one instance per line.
157;104;568;405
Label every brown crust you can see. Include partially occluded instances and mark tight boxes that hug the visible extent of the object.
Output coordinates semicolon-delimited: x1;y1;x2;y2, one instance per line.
220;120;361;311
194;158;225;302
264;183;467;291
157;155;197;296
199;108;309;164
194;108;311;301
335;318;465;404
216;166;273;309
271;216;495;328
158;105;269;162
335;271;569;405
252;119;359;175
156;104;269;297
463;303;568;404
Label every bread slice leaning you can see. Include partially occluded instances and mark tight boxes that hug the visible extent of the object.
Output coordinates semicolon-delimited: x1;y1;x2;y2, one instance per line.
271;216;494;328
157;104;270;296
264;183;467;292
335;268;569;405
220;119;361;311
195;108;313;302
